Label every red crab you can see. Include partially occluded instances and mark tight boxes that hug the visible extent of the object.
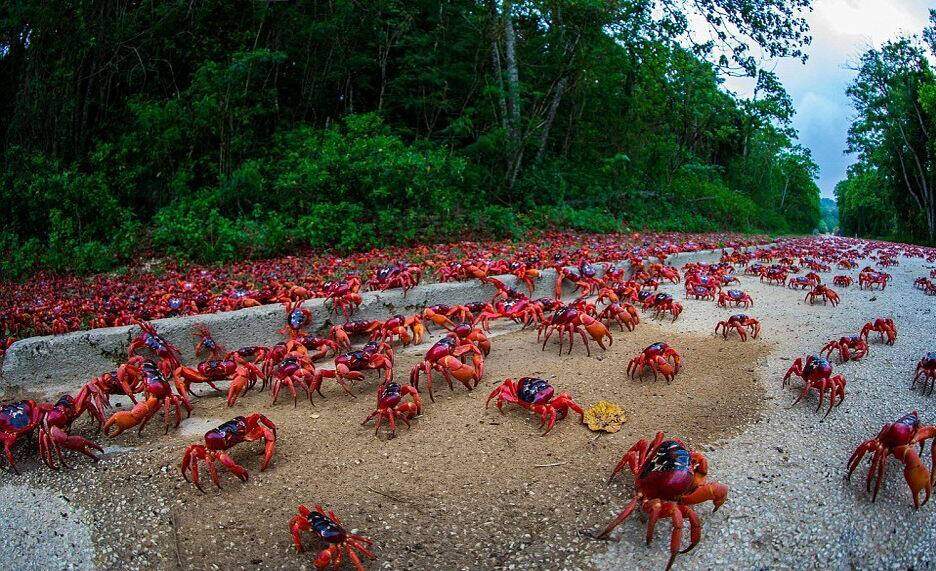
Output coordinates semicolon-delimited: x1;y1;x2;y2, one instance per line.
594;432;728;571
227;345;270;365
193;323;225;359
538;305;612;356
760;267;787;286
820;335;868;363
627;342;681;383
683;275;719;297
0;396;102;472
782;355;845;417
504;261;541;295
290;504;375;570
127;321;182;376
487;275;529;303
911;352;936;395
554;263;604;298
180;413;277;491
648;263;681;284
279;300;314;339
103;358;192;436
371;314;425;346
847;412;935;508
597;283;640;305
859;270;890;290
683;271;719;292
486;377;583;435
805;285;839;307
367;261;422;295
173;356;264;406
436;260;490;282
686;285;716;301
717;289;752;308
74;365;145;428
295;335;341;362
598;302;640;332
269;345;317;406
643;293;683;321
714;315;760;341
422;304;473;329
714;273;739;287
832;275;853;288
409;335;485;401
322;276;363;319
877;257;898;268
361;382;421;436
860;317;897;345
444;322;491;356
313;342;394;397
476;298;545;330
329;319;382;350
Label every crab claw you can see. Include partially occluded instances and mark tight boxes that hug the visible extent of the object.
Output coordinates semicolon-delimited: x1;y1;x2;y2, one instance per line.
103;410;142;437
896;445;932;509
680;481;729;511
226;374;252;407
103;397;159;436
583;319;612;349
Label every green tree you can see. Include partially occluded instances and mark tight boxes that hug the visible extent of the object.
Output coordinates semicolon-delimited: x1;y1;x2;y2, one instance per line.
842;25;936;243
0;0;820;277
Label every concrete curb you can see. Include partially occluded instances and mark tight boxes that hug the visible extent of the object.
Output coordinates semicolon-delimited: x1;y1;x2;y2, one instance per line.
1;246;754;394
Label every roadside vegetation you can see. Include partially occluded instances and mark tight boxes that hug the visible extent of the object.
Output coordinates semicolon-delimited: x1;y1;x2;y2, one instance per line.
0;1;820;279
837;11;936;245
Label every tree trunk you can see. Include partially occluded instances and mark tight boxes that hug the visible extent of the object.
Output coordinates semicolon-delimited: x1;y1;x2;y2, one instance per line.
779;176;790;210
502;0;522;187
486;0;509;131
533;75;567;165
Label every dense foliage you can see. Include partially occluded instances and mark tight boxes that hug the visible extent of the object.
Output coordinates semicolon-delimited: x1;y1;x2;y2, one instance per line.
818;198;838;234
0;0;820;278
836;11;936;245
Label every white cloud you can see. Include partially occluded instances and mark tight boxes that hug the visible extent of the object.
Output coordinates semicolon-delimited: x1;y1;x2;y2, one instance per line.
817;0;925;45
719;0;932;198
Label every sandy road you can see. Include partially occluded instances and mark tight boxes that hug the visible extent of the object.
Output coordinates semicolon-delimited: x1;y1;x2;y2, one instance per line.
595;254;935;570
0;245;932;570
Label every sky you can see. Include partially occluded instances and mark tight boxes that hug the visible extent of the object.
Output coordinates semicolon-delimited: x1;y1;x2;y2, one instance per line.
722;0;933;200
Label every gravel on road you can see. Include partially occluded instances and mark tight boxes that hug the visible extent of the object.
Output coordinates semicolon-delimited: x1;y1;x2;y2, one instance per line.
594;254;935;570
0;483;94;570
1;243;933;571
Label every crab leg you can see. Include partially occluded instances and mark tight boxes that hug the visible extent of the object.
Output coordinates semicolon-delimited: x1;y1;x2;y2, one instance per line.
188;456;205;492
204;453;222;488
665;504;685;571
594;496;640;539
42;426;102;469
575;327;592;357
216;452;249;483
678;505;702;554
894;445;932;508
385;410;397;435
644;499;663;545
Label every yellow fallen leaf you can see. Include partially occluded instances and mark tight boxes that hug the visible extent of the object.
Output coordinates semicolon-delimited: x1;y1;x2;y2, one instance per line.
583;401;626;433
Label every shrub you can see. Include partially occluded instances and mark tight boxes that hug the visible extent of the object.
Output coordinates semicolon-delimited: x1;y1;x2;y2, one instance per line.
294;203;378;253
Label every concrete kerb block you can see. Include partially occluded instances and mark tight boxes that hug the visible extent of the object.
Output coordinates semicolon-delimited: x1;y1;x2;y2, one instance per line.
1;244;763;394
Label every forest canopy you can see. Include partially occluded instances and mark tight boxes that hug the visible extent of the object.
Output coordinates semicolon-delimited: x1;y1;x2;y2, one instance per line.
0;0;821;277
836;10;936;245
